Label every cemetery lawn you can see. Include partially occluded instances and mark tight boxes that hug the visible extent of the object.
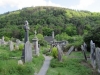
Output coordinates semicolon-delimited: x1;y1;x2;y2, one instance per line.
46;51;99;75
0;46;44;75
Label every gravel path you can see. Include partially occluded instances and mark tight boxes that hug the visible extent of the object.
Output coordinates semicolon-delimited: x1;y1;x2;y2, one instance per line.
37;55;52;75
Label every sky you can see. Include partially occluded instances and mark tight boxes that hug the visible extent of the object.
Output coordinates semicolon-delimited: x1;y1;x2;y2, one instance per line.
0;0;100;14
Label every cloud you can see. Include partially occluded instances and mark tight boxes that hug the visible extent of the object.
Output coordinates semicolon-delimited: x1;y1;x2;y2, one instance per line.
0;0;62;9
70;0;95;10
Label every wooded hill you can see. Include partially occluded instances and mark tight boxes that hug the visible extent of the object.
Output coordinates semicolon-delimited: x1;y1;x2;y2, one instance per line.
0;6;100;40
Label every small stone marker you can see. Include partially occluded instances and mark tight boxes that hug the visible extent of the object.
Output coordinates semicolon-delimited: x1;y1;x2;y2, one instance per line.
18;60;23;65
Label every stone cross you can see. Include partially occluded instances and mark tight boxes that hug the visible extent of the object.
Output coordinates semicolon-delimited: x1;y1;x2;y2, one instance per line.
23;20;30;43
22;20;32;63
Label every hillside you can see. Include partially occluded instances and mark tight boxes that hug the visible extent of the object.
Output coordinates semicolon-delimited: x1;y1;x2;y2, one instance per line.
0;6;100;39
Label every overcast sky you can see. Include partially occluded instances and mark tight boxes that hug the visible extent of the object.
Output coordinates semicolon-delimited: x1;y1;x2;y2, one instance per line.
0;0;100;14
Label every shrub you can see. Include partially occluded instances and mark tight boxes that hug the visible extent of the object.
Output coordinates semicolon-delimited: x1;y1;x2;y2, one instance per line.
39;40;48;46
4;36;10;41
19;44;24;51
51;47;58;59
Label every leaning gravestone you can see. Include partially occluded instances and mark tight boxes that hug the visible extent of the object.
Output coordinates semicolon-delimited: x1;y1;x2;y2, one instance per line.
81;45;87;61
24;41;32;62
67;46;74;55
9;41;14;51
96;48;100;73
90;40;96;69
57;44;63;62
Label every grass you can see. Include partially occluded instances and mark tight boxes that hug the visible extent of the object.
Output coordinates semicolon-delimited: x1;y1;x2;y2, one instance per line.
0;45;45;75
46;51;99;75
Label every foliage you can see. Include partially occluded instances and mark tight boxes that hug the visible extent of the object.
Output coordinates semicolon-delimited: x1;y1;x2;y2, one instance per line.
51;47;58;58
47;52;94;75
18;44;24;51
4;36;10;41
38;39;48;46
84;25;100;48
0;46;45;75
0;6;100;39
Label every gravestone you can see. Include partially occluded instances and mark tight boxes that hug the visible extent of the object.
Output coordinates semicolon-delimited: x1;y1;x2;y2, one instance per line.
16;39;21;45
22;20;32;63
57;44;63;62
96;48;100;73
81;45;87;61
32;30;39;56
90;40;96;69
24;41;32;62
67;46;74;55
9;41;14;51
1;36;5;45
83;42;87;52
52;31;54;40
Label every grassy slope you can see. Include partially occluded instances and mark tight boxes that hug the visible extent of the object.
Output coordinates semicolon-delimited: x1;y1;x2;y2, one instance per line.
46;51;99;75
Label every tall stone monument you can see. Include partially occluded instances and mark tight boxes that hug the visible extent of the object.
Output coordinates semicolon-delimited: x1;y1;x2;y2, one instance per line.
52;31;54;40
90;40;96;69
57;44;63;62
32;30;39;56
22;20;32;63
96;48;100;73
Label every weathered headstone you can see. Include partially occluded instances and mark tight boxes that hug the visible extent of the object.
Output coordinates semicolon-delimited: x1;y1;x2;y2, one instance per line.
81;45;87;61
67;46;74;55
52;31;54;40
9;41;14;51
24;41;32;62
16;39;21;45
83;42;87;52
1;36;5;45
32;30;39;56
57;44;63;61
96;48;100;73
90;40;96;69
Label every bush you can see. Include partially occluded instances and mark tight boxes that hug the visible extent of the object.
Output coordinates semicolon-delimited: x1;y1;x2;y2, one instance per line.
51;47;58;59
4;36;10;41
19;44;24;51
84;26;100;50
39;40;48;46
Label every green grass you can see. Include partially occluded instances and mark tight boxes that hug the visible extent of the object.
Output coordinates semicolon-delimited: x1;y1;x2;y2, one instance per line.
32;54;44;73
46;51;98;75
0;45;45;75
